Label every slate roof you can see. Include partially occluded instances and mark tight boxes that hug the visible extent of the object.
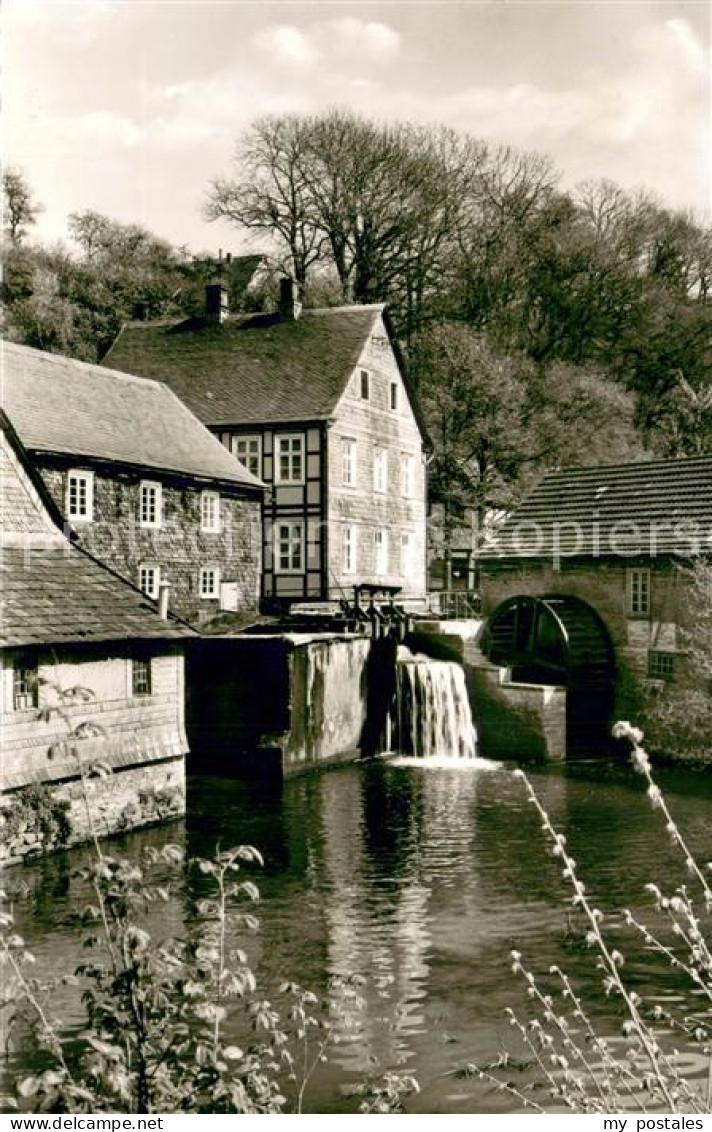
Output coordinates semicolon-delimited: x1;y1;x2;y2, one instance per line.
477;456;712;561
1;415;194;648
2;341;263;490
102;305;419;429
1;546;195;648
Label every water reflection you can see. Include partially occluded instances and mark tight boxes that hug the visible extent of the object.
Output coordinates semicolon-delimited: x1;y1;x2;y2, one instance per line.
317;768;430;1071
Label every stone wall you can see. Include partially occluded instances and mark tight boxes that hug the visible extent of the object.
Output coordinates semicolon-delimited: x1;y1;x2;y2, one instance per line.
38;462;262;624
472;664;567;762
0;757;185;867
327;314;427;599
1;646;187;789
413;618;568;761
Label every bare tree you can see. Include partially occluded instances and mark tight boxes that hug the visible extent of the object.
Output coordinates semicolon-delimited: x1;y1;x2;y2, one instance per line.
205;116;323;286
3;168;43;246
205;111;476;336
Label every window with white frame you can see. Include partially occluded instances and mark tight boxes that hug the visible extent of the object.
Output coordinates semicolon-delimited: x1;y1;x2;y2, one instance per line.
373;449;388;493
13;657;38;711
275;435;304;484
389;381;399;411
200;566;220;599
139;563;160;599
374;529;388;575
342;439;356;486
343;525;357;574
139;481;162;528
231;435;261;479
627;568;651;617
400;532;413;575
276;522;304;574
66;469;94;522
360;369;370;400
201;490;220;533
132;657;152;697
401;454;414;498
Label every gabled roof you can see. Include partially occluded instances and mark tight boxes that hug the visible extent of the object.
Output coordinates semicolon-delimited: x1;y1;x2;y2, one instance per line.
1;342;263;491
0;413;195;647
101;305;428;439
477;456;712;561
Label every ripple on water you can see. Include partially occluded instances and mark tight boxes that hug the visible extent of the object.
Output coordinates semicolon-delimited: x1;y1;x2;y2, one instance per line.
6;759;711;1114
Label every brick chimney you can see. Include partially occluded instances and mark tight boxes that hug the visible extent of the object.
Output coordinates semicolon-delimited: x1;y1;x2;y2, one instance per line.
278;277;301;322
205;281;228;324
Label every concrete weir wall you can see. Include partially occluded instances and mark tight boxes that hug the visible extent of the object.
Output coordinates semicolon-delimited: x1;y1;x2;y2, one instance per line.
471;666;567;762
186;634;373;778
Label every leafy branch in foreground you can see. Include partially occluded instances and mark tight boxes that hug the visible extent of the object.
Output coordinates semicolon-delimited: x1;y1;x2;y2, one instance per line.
2;842;415;1114
466;721;711;1114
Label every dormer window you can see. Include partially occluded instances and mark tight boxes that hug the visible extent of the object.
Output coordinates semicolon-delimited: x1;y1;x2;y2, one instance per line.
360;370;370;400
67;470;94;522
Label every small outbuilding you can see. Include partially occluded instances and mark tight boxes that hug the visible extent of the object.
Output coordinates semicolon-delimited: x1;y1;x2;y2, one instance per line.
477;455;712;721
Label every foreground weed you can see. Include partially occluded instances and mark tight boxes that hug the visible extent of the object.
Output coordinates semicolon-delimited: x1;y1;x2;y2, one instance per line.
463;722;711;1114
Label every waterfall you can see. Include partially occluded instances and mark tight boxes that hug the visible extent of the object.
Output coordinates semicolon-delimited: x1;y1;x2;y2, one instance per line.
392;648;477;759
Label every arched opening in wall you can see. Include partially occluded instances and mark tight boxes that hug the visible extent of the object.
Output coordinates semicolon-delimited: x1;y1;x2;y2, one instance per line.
481;594;616;756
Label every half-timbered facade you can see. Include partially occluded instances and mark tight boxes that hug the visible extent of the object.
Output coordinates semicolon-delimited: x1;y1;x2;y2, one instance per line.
103;281;430;607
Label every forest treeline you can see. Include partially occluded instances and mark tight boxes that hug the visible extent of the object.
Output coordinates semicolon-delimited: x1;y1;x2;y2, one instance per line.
3;110;711;516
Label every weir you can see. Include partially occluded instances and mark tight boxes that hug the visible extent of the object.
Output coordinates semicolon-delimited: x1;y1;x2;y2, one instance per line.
186;629;479;778
390;647;477;760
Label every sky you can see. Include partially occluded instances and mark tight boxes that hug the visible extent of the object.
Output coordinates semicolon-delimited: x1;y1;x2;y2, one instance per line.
4;0;710;255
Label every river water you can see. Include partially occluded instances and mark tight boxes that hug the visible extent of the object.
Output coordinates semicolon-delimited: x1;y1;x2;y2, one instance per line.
6;757;712;1113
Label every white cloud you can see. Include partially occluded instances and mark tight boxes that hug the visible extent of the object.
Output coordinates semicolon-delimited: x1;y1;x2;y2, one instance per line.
250;24;319;66
128;14;709;217
8;6;707;250
248;17;401;72
70;111;143;148
315;19;401;63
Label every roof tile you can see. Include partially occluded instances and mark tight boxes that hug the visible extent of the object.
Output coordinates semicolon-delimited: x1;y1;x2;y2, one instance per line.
478;456;712;560
2;341;263;489
102;306;384;426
